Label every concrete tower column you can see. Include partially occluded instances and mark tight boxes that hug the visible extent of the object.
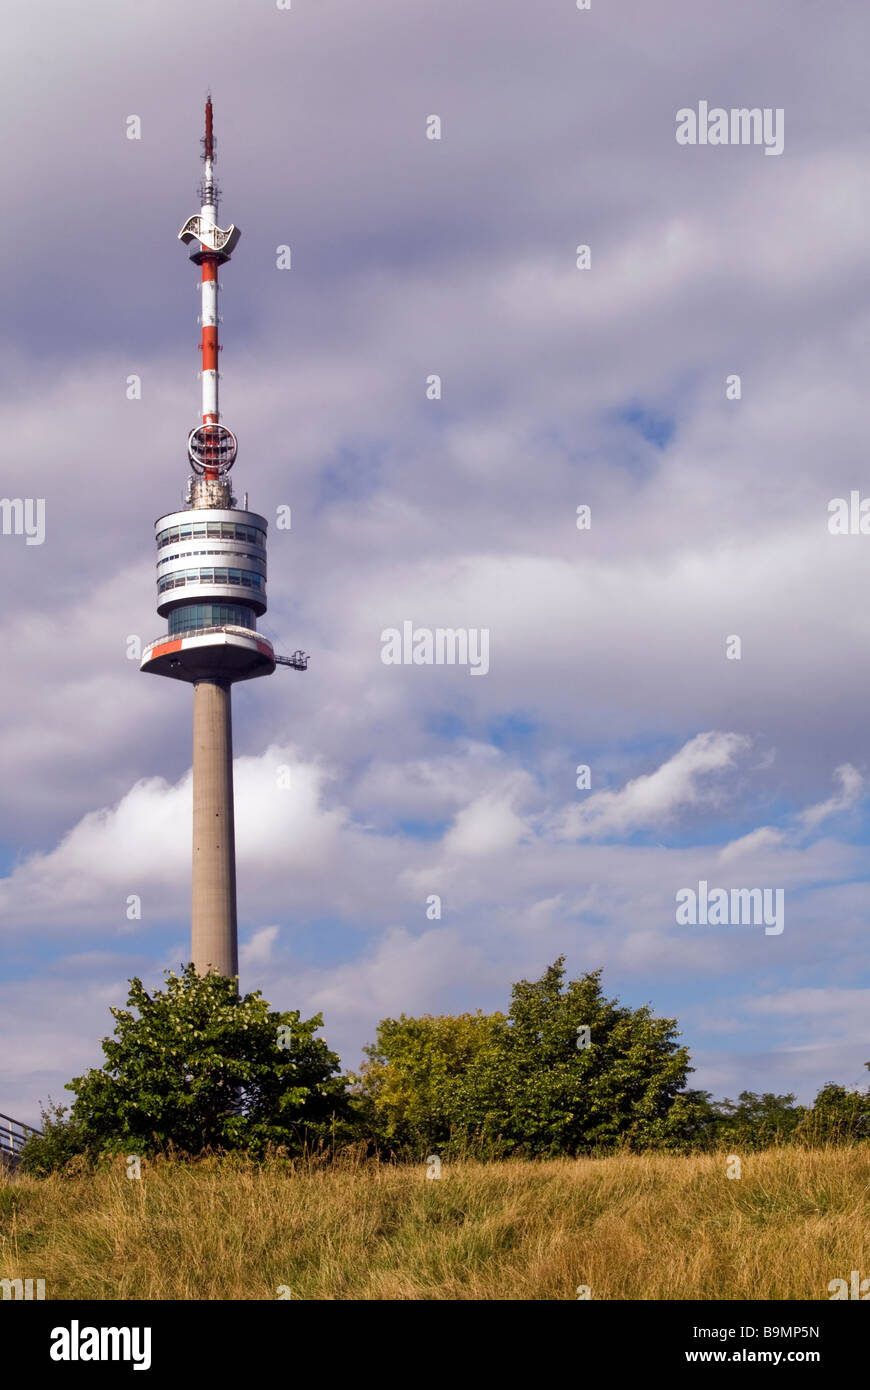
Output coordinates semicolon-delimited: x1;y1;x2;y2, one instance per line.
191;678;238;978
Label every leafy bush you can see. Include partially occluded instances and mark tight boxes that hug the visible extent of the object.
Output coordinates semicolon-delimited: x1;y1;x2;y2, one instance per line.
795;1076;870;1145
355;959;708;1157
705;1090;806;1151
22;964;350;1170
18;961;869;1173
18;1102;89;1176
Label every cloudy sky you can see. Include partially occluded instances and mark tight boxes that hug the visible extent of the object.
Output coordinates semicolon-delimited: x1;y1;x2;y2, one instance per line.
2;0;869;1125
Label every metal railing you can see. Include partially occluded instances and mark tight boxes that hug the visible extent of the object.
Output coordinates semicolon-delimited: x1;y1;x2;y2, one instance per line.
143;625;274;652
141;627;307;669
0;1112;42;1166
275;650;309;670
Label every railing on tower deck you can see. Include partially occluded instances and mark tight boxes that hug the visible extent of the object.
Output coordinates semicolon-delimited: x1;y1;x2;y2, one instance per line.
0;1112;42;1168
143;625;274;651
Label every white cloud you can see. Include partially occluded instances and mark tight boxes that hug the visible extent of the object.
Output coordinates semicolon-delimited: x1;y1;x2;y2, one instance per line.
798;763;865;832
241;925;280;968
442;782;533;857
0;747;357;929
556;732;750;840
719;827;785;863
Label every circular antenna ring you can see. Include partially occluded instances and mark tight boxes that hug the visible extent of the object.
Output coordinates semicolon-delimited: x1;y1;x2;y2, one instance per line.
187;423;238;475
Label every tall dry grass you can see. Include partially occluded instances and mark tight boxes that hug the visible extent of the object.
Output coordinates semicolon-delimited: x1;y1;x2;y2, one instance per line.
1;1146;867;1300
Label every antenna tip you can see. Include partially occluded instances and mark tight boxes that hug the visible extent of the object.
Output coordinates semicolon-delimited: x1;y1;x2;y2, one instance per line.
204;95;214;159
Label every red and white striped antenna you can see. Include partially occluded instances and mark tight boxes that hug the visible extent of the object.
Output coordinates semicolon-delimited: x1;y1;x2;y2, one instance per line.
178;96;241;484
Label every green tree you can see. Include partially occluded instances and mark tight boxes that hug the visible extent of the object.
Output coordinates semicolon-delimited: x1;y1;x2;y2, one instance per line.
708;1091;805;1151
357;959;706;1156
795;1069;870;1145
351;1010;505;1152
17;1101;88;1177
21;964;349;1169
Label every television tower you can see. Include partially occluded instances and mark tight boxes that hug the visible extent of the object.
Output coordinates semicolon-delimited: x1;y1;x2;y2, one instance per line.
141;97;306;980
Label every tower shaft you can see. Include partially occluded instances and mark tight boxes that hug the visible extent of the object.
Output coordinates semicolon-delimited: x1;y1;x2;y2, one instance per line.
191;678;238;977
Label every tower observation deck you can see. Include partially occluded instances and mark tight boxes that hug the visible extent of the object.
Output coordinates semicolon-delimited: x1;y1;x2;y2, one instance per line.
141;97;305;980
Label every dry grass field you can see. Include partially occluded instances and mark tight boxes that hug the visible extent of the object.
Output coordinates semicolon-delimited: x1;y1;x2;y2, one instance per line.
1;1146;868;1300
